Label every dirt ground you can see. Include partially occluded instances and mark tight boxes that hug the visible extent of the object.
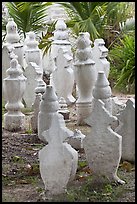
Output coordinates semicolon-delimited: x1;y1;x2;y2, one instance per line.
2;93;135;202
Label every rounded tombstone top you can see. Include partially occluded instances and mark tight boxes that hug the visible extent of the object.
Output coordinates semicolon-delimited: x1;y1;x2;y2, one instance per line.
40;85;59;113
26;31;38;49
77;32;91;49
93;71;111;99
5;18;20;43
55;19;67;30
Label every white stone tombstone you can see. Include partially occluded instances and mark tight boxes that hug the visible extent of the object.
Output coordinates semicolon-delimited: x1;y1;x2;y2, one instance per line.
52;47;75;104
92;38;110;78
74;32;97;125
31;93;42;133
50;19;72;87
92;71;112;114
115;98;135;162
39;113;78;196
25;31;42;70
4;18;24;68
23;62;42;108
38;85;60;143
3;58;27;131
83;99;125;184
30;80;46;133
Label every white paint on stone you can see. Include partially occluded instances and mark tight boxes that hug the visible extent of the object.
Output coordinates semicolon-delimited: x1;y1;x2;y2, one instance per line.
92;71;112;114
25;31;43;70
52;48;75;104
92;38;110;78
115;98;135;162
23;62;42;108
38;85;59;143
31;93;42;133
3;58;27;131
39;113;78;196
74;32;97;125
66;129;86;150
84;99;125;184
58;97;70;121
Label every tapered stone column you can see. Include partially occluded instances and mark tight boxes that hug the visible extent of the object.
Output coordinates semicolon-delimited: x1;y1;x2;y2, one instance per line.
3;58;27;131
74;32;97;125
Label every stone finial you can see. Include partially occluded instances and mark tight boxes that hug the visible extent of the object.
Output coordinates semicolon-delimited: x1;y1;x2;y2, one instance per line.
75;32;94;64
38;85;60;142
84;99;125;184
54;19;69;41
39;113;78;196
115;98;135;162
3;58;27;131
5;18;20;44
92;71;112;114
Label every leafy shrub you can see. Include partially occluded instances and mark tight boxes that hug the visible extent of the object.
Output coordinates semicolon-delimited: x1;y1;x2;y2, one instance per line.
108;34;135;93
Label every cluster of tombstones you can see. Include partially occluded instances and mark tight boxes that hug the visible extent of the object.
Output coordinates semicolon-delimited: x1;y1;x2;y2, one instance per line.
2;18;135;196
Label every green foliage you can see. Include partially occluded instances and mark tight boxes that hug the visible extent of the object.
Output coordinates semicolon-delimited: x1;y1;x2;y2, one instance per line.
108;34;135;93
38;21;56;56
6;2;52;38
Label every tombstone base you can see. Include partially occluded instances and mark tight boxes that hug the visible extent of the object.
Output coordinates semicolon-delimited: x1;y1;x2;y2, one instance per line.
4;112;26;131
76;102;92;125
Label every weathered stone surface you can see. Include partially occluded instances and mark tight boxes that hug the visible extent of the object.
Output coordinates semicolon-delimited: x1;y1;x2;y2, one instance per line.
115;98;135;162
66;129;86;150
3;58;26;131
92;38;110;78
39;113;78;196
84;99;125;184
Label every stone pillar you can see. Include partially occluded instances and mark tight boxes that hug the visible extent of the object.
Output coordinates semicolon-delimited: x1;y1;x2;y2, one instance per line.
39;113;78;196
52;47;75;104
92;38;110;78
3;58;27;131
74;32;97;125
115;98;135;162
84;99;125;184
